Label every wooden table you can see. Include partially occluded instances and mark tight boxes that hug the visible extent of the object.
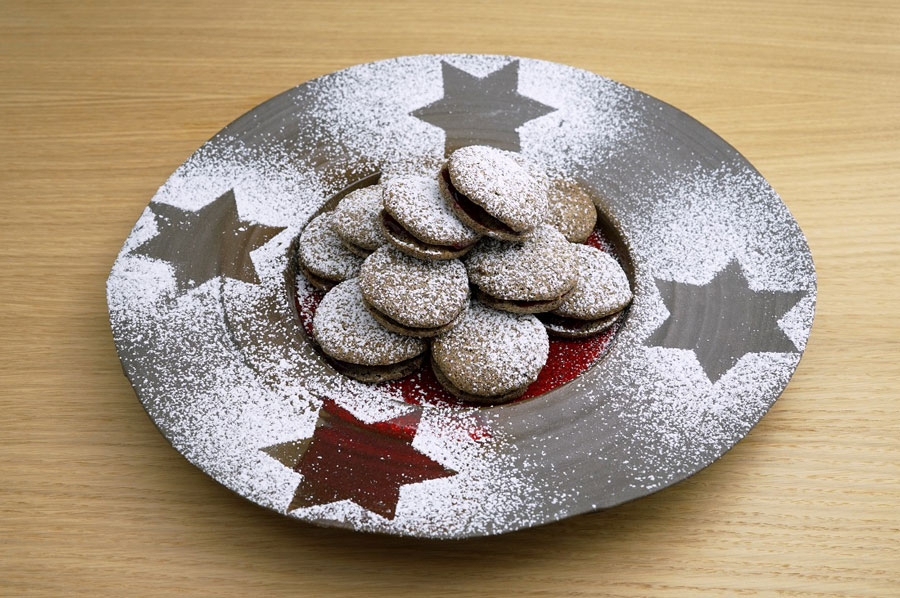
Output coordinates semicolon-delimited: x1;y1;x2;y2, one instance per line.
2;1;898;596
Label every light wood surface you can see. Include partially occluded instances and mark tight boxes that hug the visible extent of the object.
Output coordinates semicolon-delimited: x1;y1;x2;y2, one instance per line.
2;1;898;596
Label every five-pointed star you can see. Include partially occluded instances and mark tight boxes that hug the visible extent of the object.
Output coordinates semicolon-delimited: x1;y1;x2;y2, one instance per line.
262;400;455;520
645;260;806;382
134;190;285;292
411;60;556;154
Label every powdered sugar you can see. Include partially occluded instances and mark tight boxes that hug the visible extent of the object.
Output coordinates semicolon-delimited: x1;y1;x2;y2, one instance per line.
554;245;632;319
466;224;577;301
382;174;480;245
432;302;549;397
359;246;468;328
331;185;387;252
298;212;363;281
312;278;426;365
448;146;547;232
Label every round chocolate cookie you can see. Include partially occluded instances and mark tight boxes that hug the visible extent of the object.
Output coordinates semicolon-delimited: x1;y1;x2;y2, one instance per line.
465;224;578;313
431;302;549;404
381;175;481;260
359;246;469;338
544;178;598;244
331;185;387;256
541;245;632;338
298;211;364;290
440;145;547;241
312;279;427;383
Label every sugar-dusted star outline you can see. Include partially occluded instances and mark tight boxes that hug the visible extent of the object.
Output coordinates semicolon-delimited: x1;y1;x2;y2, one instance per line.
262;400;455;520
645;260;806;382
411;60;556;154
134;189;285;293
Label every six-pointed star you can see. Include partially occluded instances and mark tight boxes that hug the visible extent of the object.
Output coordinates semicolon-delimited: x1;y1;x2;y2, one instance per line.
262;401;455;519
411;60;556;154
135;189;285;292
646;260;806;382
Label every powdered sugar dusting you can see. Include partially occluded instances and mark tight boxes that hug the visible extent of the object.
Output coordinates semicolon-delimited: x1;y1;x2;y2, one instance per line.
382;174;480;245
554;245;632;319
298;212;363;281
466;224;577;301
449;146;547;232
359;246;469;328
432;302;549;397
313;279;426;365
331;185;387;251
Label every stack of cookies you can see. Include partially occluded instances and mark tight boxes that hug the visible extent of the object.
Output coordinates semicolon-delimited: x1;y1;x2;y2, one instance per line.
299;145;632;404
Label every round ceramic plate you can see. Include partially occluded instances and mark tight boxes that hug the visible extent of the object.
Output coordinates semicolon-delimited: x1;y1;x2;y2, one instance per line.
107;54;816;539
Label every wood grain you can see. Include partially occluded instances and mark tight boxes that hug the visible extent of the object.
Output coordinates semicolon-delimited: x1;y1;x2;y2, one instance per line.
1;1;898;596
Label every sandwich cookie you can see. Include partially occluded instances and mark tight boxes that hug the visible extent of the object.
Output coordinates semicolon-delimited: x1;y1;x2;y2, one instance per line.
538;245;632;338
431;302;549;404
359;246;469;338
312;278;427;383
380;175;481;260
544;178;598;244
440;145;547;241
331;185;387;256
298;211;364;290
465;224;578;313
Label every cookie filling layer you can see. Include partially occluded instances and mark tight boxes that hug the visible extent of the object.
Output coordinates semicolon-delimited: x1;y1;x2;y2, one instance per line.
538;311;621;339
364;297;461;337
297;259;339;291
474;287;566;313
538;312;614;330
381;211;477;252
430;356;527;405
325;353;426;383
441;167;519;236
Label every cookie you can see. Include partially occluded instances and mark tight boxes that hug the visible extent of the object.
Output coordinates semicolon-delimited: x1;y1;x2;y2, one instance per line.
431;302;549;404
298;211;364;290
465;224;578;313
359;246;469;338
331;185;387;256
540;245;631;337
440;145;547;241
544;178;598;244
381;175;481;260
312;278;427;382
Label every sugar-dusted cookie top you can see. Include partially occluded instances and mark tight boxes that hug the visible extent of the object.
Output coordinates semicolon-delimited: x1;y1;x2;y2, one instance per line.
431;302;548;398
382;175;480;247
298;211;364;282
446;145;547;234
312;278;426;366
331;185;387;254
544;178;598;244
465;224;577;302
553;245;632;319
359;246;469;329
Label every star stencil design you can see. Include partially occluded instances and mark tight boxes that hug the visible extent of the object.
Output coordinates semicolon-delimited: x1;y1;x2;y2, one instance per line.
411;60;556;154
263;400;455;520
646;260;805;382
135;190;285;292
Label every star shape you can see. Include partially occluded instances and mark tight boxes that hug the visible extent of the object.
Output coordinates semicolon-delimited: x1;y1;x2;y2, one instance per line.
135;190;285;292
645;260;805;382
263;400;455;520
411;60;556;154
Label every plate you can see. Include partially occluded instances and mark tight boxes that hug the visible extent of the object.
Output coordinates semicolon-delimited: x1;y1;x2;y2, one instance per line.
107;54;816;539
